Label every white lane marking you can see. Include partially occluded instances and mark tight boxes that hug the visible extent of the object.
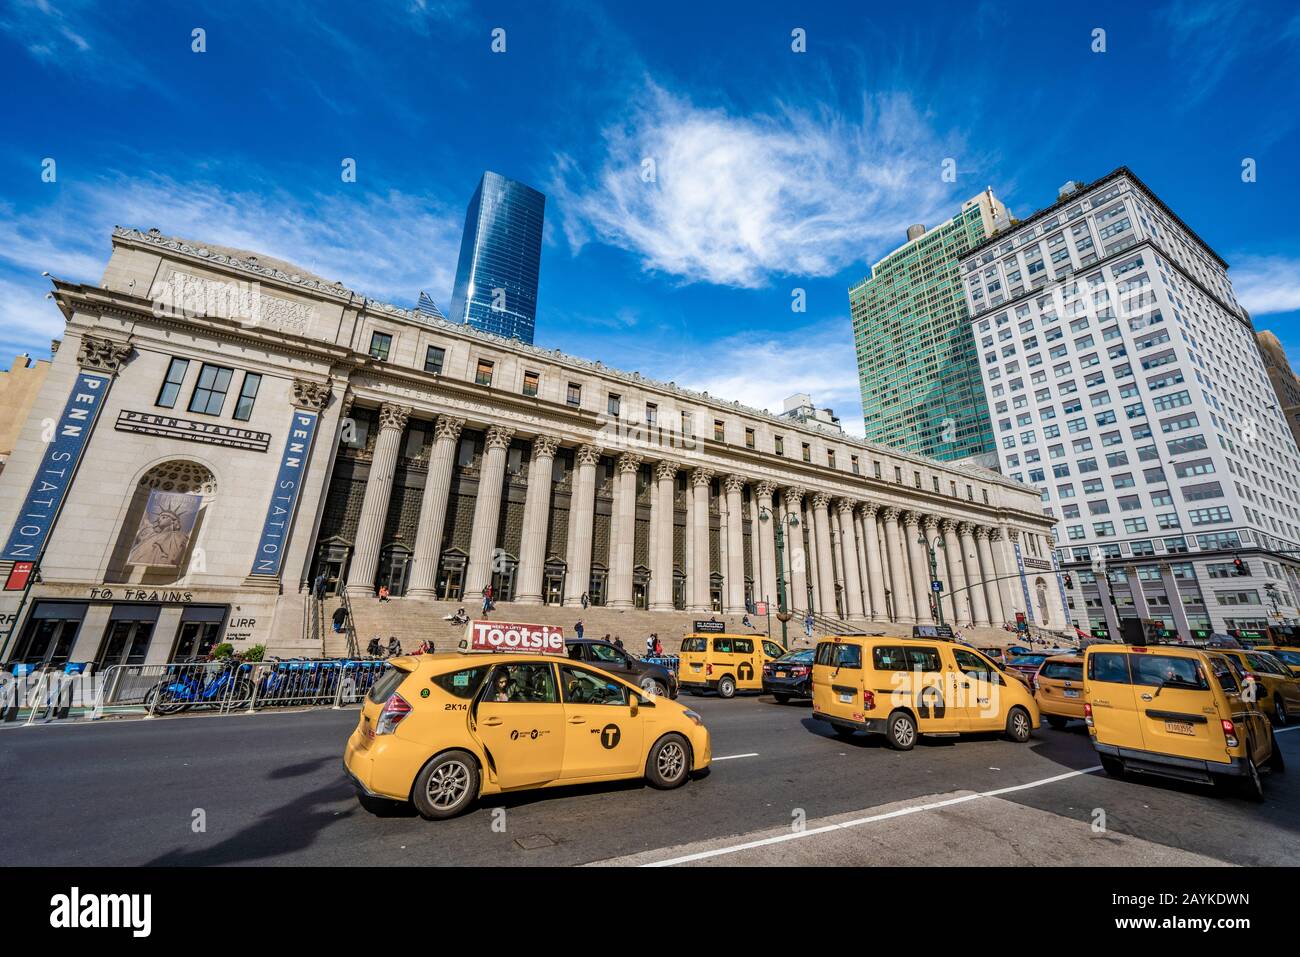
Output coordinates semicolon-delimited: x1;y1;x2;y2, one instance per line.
1275;725;1300;734
712;752;759;761
644;765;1101;867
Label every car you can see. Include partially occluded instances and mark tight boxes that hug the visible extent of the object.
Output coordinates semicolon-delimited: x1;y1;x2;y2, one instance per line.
1004;652;1050;686
344;651;711;819
564;638;678;698
976;646;1007;664
678;632;786;698
1209;648;1300;726
1034;653;1086;729
762;648;815;703
1083;643;1283;799
810;635;1040;750
1255;645;1300;679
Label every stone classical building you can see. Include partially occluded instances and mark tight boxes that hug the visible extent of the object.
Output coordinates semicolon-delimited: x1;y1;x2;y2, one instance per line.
0;227;1060;668
0;347;56;474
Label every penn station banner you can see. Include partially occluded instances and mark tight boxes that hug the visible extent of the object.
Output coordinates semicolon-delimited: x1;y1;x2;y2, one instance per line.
1013;541;1036;624
2;371;111;561
249;408;320;577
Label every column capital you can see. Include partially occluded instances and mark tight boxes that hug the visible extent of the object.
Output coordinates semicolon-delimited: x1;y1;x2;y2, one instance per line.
881;506;901;523
654;459;679;481
531;434;562;460
575;444;603;467
433;415;465;442
754;481;777;500
974;525;992;540
1006;527;1021;542
378;402;412;432
923;515;940;533
77;333;132;375
811;491;832;510
901;509;922;528
989;527;1005;542
616;451;642;474
484;424;516;451
859;501;880;518
783;486;806;506
723;474;746;495
690;467;714;488
940;518;959;535
958;521;976;537
835;497;857;514
291;377;332;412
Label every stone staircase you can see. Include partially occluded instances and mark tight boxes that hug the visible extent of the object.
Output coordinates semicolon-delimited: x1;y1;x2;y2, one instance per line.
306;596;1067;658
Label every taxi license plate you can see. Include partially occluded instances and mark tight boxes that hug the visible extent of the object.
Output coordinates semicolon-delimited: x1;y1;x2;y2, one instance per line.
838;693;853;703
690;663;702;671
1165;720;1195;735
776;671;787;678
1063;689;1080;698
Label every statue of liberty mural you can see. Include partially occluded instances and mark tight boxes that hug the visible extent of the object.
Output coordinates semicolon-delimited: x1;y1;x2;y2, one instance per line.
127;491;201;567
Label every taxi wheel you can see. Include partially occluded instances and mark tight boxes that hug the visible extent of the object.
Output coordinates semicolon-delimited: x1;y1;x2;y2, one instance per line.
412;750;480;820
1274;696;1289;727
885;710;917;751
773;693;792;705
1238;757;1265;802
645;734;691;789
1099;755;1125;778
1045;715;1068;730
1266;731;1286;773
716;675;737;699
639;677;667;698
1005;707;1033;743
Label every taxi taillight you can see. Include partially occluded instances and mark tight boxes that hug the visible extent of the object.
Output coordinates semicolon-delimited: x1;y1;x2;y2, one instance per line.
863;690;876;711
706;663;713;676
1083;702;1093;727
375;693;412;736
1221;718;1238;748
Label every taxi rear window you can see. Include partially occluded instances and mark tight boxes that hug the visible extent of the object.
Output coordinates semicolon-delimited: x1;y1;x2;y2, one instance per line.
432;665;490;699
367;666;405;704
1041;660;1084;681
1130;654;1207;690
681;637;707;653
1088;652;1131;684
870;646;940;672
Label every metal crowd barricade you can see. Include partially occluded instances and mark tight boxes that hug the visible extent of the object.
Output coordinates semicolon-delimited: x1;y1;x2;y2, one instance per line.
639;655;680;674
244;658;389;710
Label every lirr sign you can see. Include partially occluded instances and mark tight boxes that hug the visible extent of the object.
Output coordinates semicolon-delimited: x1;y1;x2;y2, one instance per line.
2;371;111;561
249;409;320;577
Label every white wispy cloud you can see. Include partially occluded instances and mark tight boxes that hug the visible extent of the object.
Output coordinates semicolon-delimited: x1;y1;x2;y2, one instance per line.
1232;255;1300;316
552;83;961;289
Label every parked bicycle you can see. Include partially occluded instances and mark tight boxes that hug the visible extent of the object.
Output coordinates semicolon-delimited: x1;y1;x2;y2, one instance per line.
144;657;254;715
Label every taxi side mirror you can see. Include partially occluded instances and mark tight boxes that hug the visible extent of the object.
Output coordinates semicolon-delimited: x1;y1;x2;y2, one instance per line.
629;694;639;717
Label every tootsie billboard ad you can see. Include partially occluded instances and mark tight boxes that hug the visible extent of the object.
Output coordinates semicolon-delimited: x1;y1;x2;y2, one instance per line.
461;620;565;655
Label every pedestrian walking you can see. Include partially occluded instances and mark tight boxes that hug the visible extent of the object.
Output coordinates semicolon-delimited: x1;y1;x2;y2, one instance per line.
645;635;655;656
652;634;664;656
332;605;348;633
313;572;326;600
575;619;585;639
803;612;814;638
581;591;590;609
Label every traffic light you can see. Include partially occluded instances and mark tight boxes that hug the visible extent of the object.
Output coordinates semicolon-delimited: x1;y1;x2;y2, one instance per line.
1232;555;1248;576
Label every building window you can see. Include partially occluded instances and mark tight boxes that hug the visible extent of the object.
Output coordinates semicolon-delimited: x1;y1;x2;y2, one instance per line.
714;420;726;442
802;443;812;463
369;332;392;361
775;435;784;456
608;393;621;417
424;346;445;374
566;383;581;407
645;402;657;426
681;411;693;436
851;455;859;475
233;372;261;422
474;359;494;386
156;357;189;408
745;427;755;449
827;449;836;468
522;371;540;397
188;363;234;416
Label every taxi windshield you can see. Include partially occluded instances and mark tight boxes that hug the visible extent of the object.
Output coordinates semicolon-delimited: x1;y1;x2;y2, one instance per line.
1007;654;1047;667
777;649;815;664
1271;649;1300;667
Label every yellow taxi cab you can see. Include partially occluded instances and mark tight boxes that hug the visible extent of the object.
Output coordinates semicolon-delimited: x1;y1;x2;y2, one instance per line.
810;635;1039;750
1211;648;1300;727
1255;645;1300;679
1034;653;1086;729
1083;643;1284;800
678;631;787;698
344;620;711;819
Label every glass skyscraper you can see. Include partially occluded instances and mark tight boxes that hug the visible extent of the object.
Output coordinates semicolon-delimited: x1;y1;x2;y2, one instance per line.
448;171;546;344
848;189;1009;462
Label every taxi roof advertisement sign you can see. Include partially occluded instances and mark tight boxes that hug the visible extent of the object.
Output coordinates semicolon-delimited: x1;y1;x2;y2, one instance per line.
464;620;565;655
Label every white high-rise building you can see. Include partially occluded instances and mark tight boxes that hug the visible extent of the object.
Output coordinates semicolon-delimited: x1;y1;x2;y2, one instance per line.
959;168;1300;639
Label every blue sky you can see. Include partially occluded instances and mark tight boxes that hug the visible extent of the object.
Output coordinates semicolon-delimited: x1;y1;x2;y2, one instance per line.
2;0;1299;436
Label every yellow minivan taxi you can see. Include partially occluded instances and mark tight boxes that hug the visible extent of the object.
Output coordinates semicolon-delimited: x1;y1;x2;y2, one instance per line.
1034;653;1086;729
344;652;711;819
1083;643;1284;800
1256;645;1300;679
678;633;787;698
1211;648;1300;727
810;635;1040;750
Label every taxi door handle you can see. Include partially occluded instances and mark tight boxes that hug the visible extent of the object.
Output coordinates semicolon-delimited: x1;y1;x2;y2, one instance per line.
568;716;587;725
484;717;504;727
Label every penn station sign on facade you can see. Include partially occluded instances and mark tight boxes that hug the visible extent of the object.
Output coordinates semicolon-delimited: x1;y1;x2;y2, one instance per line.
0;226;1062;670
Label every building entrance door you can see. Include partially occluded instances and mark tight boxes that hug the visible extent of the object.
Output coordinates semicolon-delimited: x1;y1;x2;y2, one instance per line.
438;551;466;601
381;546;412;597
491;555;518;602
96;618;156;668
10;603;86;669
544;562;565;605
171;621;221;660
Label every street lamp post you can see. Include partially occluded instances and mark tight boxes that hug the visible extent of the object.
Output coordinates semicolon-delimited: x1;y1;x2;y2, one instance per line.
760;505;800;648
918;532;946;628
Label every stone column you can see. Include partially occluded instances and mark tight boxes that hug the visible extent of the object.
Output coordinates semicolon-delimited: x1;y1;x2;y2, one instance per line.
510;435;560;604
723;476;747;613
861;504;887;622
784;487;809;615
906;512;934;625
990;528;1019;621
345;402;410;596
748;494;764;602
836;500;866;620
852;507;871;618
975;526;1004;626
604;452;642;610
960;522;990;627
804;498;821;613
754;482;778;610
941;519;969;625
650;460;678;611
463;425;516;598
883;507;914;623
563;445;602;606
689;469;713;612
811;493;837;618
408;415;465;599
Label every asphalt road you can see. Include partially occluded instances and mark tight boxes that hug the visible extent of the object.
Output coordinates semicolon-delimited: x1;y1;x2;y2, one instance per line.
4;695;1298;866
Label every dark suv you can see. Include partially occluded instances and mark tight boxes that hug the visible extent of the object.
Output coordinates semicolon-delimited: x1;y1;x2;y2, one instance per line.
564;639;678;698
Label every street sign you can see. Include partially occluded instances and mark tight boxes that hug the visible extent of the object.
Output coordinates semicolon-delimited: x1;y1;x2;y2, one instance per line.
931;580;943;592
755;602;768;616
4;561;33;591
693;620;726;633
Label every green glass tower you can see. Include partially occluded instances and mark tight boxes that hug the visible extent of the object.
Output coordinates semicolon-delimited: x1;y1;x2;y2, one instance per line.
849;189;1008;462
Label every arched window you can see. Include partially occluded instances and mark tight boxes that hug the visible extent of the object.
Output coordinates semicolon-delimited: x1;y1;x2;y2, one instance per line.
107;460;217;583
